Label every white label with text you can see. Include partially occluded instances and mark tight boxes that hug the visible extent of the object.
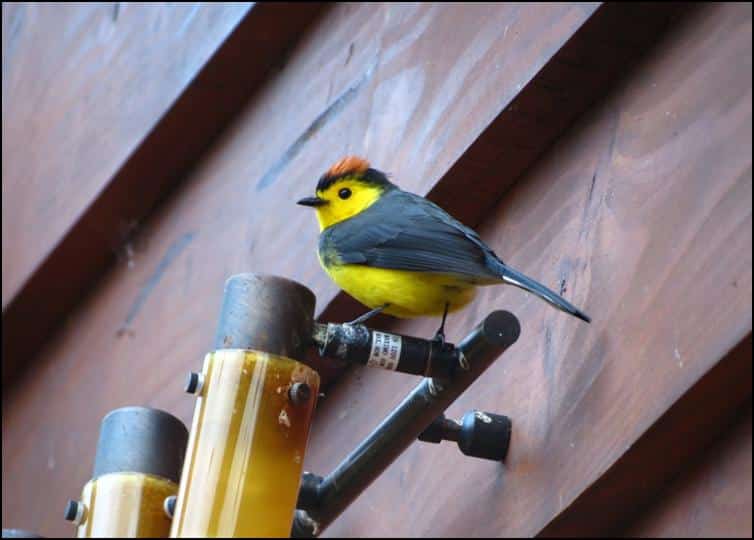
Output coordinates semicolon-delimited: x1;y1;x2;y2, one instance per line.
368;332;402;370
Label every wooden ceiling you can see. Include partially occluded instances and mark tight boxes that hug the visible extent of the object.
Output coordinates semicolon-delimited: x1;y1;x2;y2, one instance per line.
2;3;751;537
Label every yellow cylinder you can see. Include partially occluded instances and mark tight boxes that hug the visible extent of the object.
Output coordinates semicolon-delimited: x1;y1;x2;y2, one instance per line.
76;472;177;538
170;349;320;538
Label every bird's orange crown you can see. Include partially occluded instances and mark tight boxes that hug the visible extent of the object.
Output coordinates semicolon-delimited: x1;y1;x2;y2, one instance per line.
316;156;394;193
325;156;370;178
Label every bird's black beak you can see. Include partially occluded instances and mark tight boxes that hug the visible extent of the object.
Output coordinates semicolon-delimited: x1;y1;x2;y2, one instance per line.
297;196;328;207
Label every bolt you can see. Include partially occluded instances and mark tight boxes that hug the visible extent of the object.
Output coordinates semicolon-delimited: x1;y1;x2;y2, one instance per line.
64;500;86;525
289;383;311;406
163;495;176;519
184;372;204;395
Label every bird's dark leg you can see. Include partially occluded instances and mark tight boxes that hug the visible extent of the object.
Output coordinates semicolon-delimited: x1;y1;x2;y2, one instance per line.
432;303;450;345
347;304;389;326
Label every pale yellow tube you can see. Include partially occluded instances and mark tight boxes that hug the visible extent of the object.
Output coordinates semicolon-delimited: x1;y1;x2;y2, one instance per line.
76;472;176;538
170;349;320;538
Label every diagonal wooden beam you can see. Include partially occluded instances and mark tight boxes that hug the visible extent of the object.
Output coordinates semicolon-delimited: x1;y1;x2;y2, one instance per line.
1;3;329;384
2;3;253;308
620;401;752;537
426;2;692;228
3;4;748;537
538;334;752;537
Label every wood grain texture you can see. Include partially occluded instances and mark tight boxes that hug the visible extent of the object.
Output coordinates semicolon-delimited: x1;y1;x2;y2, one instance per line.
315;3;690;367
1;1;600;385
1;4;601;536
622;403;752;538
301;3;752;536
1;2;329;383
540;334;752;537
426;2;687;233
1;2;251;306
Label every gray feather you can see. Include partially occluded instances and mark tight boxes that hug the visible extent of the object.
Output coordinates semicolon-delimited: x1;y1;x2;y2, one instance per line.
320;190;501;281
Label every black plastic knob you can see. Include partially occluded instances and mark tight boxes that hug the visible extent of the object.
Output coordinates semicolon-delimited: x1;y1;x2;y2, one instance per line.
418;410;511;462
457;410;511;461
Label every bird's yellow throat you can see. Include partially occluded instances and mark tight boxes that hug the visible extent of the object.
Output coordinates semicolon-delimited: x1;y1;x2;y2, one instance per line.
313;177;384;231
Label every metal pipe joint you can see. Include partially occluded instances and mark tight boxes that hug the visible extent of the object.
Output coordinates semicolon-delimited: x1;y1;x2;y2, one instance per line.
294;310;520;536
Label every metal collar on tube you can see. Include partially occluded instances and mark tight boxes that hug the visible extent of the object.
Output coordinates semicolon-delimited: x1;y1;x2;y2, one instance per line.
93;406;188;483
213;274;316;362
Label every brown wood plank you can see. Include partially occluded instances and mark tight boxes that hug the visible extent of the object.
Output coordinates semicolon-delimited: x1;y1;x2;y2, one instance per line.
540;336;752;537
4;3;750;538
426;1;691;231
1;3;251;306
1;5;605;536
620;402;752;538
299;4;752;536
1;2;329;383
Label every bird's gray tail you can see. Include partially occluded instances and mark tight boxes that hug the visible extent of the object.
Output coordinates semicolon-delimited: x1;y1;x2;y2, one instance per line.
499;264;591;323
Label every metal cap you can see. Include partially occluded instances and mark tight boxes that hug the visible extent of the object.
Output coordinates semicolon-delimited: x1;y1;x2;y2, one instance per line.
213;274;316;362
92;406;188;483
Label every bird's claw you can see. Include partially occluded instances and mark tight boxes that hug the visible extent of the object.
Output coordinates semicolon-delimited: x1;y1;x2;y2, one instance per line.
347;304;388;326
431;302;450;346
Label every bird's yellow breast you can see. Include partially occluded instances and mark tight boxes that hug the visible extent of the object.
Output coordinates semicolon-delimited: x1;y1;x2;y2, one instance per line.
321;259;477;319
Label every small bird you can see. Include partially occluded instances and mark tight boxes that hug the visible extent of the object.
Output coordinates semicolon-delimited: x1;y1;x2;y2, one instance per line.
298;157;590;340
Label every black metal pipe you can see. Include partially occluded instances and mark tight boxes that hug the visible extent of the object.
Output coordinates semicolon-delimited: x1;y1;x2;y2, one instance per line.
312;322;460;378
294;310;520;536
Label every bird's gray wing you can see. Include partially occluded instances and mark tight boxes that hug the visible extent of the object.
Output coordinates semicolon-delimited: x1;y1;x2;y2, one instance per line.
320;190;501;280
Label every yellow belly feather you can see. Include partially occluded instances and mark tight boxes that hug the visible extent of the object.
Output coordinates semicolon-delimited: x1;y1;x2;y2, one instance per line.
323;263;477;318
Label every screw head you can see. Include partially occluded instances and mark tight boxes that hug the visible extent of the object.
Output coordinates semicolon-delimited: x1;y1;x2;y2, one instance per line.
288;382;311;405
184;372;204;395
163;495;177;519
64;500;85;525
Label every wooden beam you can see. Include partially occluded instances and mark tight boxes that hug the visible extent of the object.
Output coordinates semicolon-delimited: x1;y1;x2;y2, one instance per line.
619;402;752;538
3;3;749;538
1;3;329;383
2;3;252;306
539;335;752;537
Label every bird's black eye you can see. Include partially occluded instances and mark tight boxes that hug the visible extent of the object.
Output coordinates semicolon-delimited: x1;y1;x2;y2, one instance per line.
338;187;352;200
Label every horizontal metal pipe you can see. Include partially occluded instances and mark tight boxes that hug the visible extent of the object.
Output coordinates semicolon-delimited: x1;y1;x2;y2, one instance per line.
312;322;460;378
294;310;520;536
